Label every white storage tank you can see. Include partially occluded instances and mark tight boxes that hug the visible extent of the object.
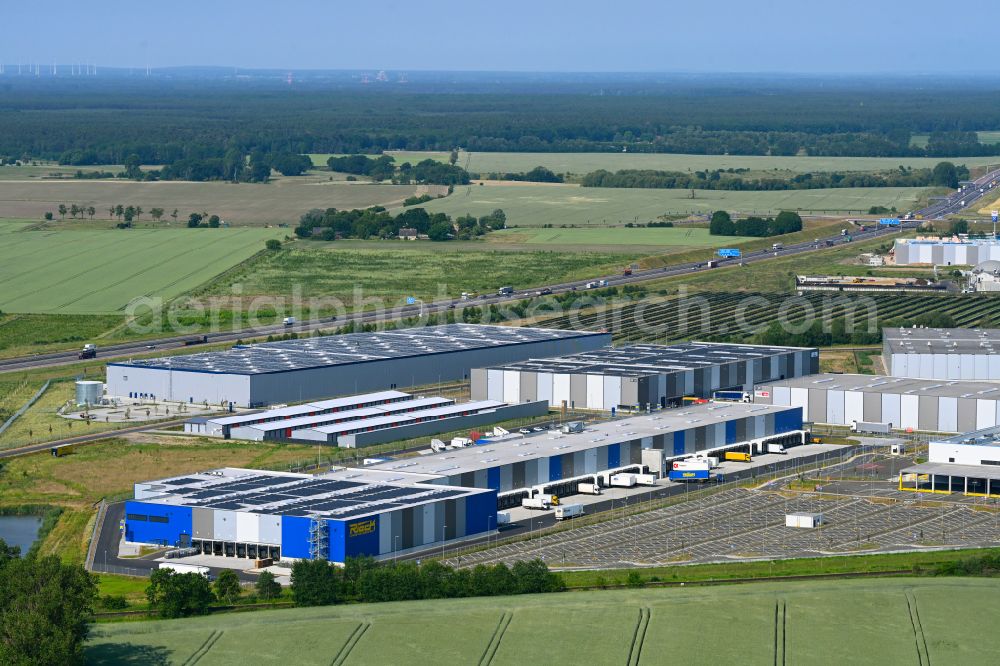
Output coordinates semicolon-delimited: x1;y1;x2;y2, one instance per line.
75;380;104;407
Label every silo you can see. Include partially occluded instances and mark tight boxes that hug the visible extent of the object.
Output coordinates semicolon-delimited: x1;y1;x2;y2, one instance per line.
75;380;104;407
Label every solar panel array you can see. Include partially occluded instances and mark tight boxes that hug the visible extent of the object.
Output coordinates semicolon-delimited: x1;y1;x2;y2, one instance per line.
114;324;597;374
147;471;472;520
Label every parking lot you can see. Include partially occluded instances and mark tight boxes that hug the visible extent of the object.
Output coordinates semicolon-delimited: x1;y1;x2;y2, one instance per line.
448;448;1000;570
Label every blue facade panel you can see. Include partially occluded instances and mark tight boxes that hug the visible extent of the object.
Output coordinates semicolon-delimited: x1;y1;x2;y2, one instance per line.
607;443;621;469
328;520;345;563
672;432;685;456
344;515;380;559
280;515;313;559
725;420;737;444
548;454;563;482
774;407;803;434
464;490;498;536
487;467;501;490
124;501;192;547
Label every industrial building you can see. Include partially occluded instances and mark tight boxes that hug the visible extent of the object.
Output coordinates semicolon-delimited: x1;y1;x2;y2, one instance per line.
185;389;548;446
126;467;496;563
794;275;946;294
107;324;609;408
366;402;805;503
471;342;818;411
755;374;1000;433
892;237;1000;266
883;327;1000;380
899;426;1000;496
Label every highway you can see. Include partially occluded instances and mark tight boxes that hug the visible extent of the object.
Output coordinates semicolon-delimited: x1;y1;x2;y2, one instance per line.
3;167;999;375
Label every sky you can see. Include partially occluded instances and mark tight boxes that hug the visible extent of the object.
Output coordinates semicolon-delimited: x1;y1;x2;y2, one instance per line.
2;0;990;74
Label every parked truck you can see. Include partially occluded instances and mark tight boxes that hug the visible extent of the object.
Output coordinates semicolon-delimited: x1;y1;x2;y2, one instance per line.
634;473;657;486
497;286;514;296
577;482;602;495
673;460;710;473
724;451;752;463
850;420;891;435
554;504;585;520
693;455;720;468
561;421;585;434
668;468;710;482
283;316;296;326
712;390;750;403
522;493;559;510
158;562;211;577
609;473;637;488
766;443;787;454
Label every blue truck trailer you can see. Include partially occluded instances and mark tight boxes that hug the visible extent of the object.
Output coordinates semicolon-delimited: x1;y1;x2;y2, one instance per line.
668;469;710;482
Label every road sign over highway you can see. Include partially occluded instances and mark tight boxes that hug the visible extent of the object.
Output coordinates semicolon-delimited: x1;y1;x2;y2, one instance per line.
718;248;741;257
993;210;998;223
879;218;900;226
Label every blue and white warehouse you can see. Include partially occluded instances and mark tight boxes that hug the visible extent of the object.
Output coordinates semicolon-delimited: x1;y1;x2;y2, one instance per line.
126;468;496;563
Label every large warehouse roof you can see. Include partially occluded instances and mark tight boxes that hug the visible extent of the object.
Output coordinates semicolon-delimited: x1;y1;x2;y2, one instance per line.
933;425;1000;448
368;402;799;478
481;342;814;376
883;327;1000;356
135;468;486;521
297;400;507;435
110;325;604;376
763;373;1000;399
207;390;412;427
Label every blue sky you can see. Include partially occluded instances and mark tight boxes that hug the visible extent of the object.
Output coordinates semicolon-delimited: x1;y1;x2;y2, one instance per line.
2;0;989;73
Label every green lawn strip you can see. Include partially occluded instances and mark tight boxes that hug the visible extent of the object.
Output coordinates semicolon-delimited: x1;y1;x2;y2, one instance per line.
557;547;1000;588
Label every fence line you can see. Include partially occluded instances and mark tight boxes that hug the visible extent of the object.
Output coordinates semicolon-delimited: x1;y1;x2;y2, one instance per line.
0;380;50;437
85;499;108;572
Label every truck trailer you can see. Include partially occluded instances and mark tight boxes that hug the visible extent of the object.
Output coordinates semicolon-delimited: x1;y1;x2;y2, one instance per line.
158;562;211;577
554;504;584;520
724;451;752;463
850;420;891;435
668;468;710;482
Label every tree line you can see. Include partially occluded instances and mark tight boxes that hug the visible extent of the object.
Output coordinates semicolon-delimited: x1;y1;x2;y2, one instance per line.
326;154;471;185
709;210;803;237
4;80;1000;165
294;206;506;241
580;162;971;191
0;539;96;666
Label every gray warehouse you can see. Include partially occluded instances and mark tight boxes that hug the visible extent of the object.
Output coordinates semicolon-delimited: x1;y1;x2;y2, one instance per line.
471;342;818;411
755;374;1000;433
106;324;609;407
883;327;1000;380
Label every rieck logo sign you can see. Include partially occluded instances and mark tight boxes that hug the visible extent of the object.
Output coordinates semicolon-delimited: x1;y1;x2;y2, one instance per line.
349;519;376;537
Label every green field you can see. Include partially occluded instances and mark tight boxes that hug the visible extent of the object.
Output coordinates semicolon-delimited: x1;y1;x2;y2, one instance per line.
0;178;434;226
0;222;281;313
410;184;924;227
85;578;1000;665
979;131;1000;145
311;150;1000;175
200;245;632;309
491;226;743;247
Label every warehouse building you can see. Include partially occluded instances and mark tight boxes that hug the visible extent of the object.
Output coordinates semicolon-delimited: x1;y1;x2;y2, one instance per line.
754;374;1000;432
882;327;1000;380
126;467;496;563
185;390;414;437
471;342;818;411
893;237;1000;266
366;402;804;501
899;426;1000;496
107;324;609;407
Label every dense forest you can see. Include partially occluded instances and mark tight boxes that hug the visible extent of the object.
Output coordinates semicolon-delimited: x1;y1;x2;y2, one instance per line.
1;76;999;166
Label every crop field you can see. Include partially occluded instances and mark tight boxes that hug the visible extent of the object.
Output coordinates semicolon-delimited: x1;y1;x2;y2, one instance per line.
489;226;743;248
0;164;127;181
533;291;1000;343
0;222;282;313
979;131;1000;145
0;179;433;225
85;578;1000;665
312;150;1000;175
410;184;924;227
199;245;631;310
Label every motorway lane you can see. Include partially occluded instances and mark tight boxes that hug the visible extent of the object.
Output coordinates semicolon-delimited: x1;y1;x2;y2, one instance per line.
6;171;998;376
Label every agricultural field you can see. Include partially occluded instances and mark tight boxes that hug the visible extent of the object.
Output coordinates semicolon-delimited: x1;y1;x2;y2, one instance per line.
199;245;632;311
0;163;127;181
312;150;1000;175
85;578;1000;665
488;226;743;248
0;179;435;225
979;131;1000;145
533;290;1000;344
0;221;281;313
410;184;925;227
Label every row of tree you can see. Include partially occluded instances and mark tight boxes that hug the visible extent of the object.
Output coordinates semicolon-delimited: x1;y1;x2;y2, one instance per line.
326;155;471;186
291;556;563;607
294;206;506;241
0;539;97;666
580;162;970;191
709;210;803;237
145;568;281;619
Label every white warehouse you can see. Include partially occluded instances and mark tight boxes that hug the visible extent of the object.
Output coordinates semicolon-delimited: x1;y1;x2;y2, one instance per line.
882;327;1000;380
